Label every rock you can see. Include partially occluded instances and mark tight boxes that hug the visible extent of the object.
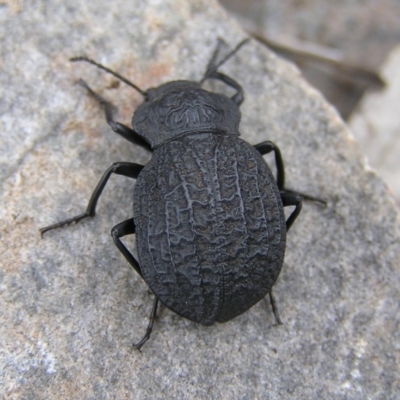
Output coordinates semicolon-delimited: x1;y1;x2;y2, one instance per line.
1;0;399;398
349;45;400;206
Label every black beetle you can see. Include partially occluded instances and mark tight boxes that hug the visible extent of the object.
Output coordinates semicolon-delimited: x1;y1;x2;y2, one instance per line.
41;39;306;350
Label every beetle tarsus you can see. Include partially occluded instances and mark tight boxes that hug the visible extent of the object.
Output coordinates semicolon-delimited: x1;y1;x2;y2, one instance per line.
40;162;144;237
269;291;282;325
289;190;327;207
40;212;91;237
133;297;159;351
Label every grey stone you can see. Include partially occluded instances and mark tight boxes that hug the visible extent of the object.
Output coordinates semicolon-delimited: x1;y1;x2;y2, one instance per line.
349;45;400;206
220;0;400;71
1;0;399;399
220;0;400;119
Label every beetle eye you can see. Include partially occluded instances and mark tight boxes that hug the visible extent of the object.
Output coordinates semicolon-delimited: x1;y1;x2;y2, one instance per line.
146;89;156;101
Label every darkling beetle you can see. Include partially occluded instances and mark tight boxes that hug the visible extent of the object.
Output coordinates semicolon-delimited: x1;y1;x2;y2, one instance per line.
41;39;315;350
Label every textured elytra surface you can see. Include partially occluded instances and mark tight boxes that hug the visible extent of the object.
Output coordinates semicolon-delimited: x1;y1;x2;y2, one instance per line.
134;132;286;325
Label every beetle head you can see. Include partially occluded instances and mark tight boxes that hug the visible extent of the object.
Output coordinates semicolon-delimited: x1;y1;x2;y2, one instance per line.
132;80;241;149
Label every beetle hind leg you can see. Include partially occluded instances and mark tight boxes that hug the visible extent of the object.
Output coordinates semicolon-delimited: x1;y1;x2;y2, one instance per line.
111;218;159;351
269;291;282;325
133;297;159;352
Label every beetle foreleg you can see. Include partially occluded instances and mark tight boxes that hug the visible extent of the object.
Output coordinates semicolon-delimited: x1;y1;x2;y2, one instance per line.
280;190;302;232
40;162;143;236
204;71;244;105
77;79;151;151
201;37;249;106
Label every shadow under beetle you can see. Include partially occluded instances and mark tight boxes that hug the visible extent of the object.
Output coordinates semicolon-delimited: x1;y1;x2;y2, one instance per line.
41;39;307;350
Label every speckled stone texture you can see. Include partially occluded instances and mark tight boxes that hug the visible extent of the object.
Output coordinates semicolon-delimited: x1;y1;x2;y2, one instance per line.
1;1;399;399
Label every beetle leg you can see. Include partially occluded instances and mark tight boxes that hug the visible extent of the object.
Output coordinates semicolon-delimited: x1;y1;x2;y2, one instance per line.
40;162;143;236
201;38;249;105
76;79;151;151
255;142;327;206
110;218;159;350
110;218;143;278
269;291;282;325
205;71;244;106
133;297;159;351
280;190;302;232
254;141;285;189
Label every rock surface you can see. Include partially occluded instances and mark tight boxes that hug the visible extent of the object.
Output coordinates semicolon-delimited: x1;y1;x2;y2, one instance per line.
1;0;399;399
349;45;400;206
220;0;400;119
221;0;400;71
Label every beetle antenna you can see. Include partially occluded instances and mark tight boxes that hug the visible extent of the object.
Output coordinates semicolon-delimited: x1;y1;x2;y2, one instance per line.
201;38;250;83
70;56;146;96
212;38;250;72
